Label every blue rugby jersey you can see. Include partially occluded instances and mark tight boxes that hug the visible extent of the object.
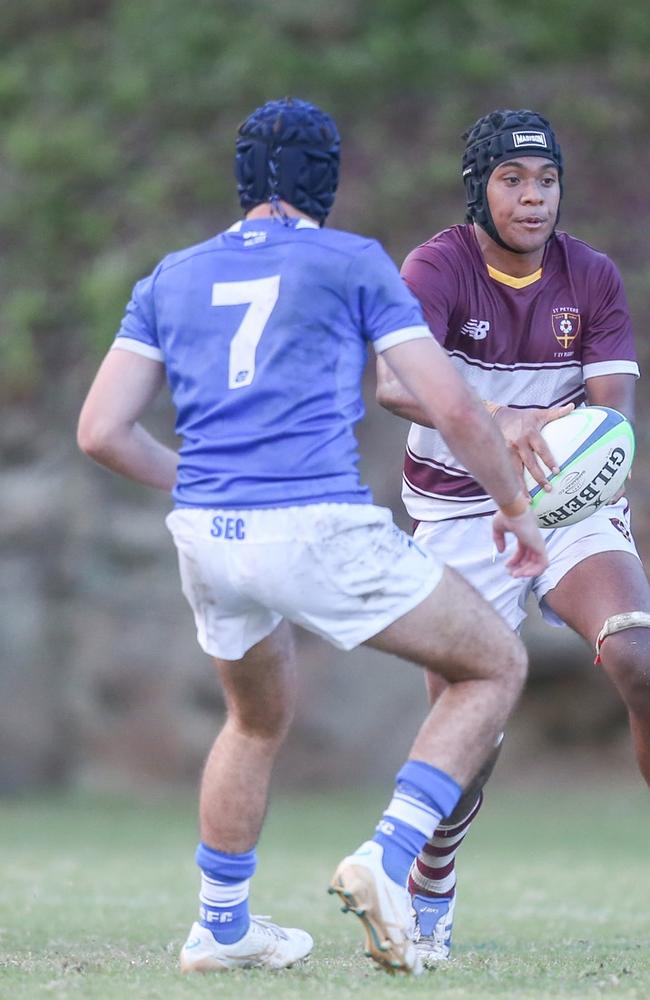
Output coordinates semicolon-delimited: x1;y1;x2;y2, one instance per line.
113;216;430;508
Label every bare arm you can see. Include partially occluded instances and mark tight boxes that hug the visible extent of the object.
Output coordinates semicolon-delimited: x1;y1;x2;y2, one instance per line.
585;372;636;503
77;348;178;491
585;372;635;424
382;338;522;509
382;337;548;577
376;353;434;425
377;351;575;488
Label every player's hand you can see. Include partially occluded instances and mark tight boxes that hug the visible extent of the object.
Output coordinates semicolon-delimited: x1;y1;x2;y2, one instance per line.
493;403;575;493
492;506;548;579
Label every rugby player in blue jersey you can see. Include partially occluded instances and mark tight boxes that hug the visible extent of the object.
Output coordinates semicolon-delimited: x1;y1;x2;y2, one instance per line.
78;98;547;977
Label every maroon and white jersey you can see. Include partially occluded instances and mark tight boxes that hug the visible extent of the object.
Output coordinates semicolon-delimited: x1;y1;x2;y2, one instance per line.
401;224;639;521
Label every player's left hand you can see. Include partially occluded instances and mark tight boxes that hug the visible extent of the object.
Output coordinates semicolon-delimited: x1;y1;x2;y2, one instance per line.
493;403;575;493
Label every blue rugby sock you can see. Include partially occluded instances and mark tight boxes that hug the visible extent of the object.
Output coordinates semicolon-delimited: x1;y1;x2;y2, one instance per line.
372;760;462;887
195;843;257;944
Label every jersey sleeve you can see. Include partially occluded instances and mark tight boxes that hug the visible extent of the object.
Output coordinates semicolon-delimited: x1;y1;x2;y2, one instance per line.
400;246;459;346
582;256;639;379
111;267;164;362
348;242;431;353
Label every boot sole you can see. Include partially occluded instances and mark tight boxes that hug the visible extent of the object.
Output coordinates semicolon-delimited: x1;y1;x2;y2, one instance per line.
328;862;420;975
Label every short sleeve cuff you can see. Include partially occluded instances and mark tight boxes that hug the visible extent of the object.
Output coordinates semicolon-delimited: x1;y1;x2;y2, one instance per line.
373;325;432;354
111;337;164;362
583;360;640;380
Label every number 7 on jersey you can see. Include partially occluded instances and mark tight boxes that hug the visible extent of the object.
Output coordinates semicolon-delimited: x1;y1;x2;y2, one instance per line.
212;276;281;389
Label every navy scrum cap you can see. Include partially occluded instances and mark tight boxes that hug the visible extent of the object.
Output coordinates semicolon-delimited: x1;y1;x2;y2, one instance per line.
235;97;341;224
462;109;563;252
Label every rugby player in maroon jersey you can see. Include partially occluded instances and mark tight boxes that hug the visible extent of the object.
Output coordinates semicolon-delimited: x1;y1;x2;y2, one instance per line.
377;108;650;964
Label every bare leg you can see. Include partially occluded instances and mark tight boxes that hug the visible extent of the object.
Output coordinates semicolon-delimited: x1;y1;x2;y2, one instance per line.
544;551;650;785
366;565;527;787
447;744;501;820
329;567;526;974
200;567;521;856
407;659;502;955
420;672;502;822
200;620;297;851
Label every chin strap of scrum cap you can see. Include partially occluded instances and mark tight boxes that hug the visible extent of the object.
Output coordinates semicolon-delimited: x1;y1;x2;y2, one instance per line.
594;612;650;664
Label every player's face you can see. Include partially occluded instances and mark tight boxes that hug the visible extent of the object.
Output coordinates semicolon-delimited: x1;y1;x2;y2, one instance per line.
486;157;560;254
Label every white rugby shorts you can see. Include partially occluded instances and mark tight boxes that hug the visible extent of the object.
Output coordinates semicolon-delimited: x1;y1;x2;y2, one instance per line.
166;503;443;660
414;498;639;631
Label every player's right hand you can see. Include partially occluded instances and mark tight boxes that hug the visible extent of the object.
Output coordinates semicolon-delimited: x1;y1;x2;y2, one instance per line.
492;506;548;579
494;403;575;493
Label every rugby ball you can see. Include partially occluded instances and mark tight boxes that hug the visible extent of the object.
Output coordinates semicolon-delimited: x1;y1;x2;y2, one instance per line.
523;406;635;529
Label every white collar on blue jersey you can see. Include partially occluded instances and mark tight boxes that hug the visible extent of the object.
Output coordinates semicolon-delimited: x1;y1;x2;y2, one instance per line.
227;217;319;232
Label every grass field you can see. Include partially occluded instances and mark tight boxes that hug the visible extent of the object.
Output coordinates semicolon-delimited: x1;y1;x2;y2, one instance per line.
1;783;649;999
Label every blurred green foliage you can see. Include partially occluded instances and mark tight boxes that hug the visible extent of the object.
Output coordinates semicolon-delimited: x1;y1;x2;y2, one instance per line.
2;0;649;401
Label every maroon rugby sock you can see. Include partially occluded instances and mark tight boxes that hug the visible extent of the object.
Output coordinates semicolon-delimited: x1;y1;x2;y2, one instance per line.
408;791;483;899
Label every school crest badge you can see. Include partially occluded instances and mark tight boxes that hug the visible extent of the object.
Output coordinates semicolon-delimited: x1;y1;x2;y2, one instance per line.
552;308;581;349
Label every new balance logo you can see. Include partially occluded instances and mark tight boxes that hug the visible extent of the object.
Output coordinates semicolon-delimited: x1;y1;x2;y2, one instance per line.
460;319;490;341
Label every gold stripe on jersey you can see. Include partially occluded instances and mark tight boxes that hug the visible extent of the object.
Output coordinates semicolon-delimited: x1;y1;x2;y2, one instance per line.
487;264;543;288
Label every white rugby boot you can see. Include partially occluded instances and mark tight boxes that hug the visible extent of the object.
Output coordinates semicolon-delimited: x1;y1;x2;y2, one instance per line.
179;916;313;972
412;893;455;964
328;840;422;976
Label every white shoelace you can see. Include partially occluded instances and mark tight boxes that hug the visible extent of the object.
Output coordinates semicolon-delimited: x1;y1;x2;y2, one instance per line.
250;915;289;941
